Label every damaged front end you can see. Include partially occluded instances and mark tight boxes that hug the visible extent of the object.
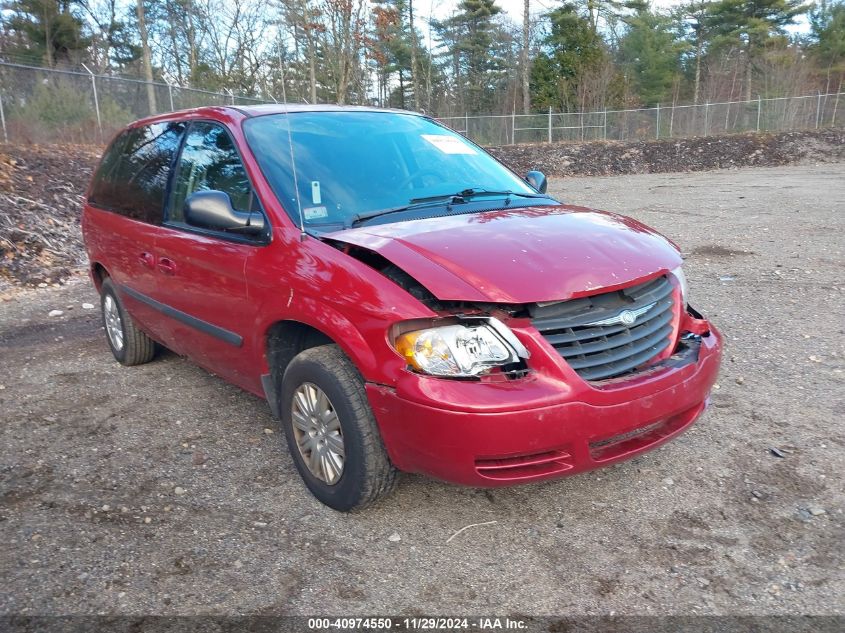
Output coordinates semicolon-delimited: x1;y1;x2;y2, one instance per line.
328;239;713;385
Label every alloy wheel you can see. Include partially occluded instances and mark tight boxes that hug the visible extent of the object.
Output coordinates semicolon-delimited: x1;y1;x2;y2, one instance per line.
103;294;124;352
291;382;345;485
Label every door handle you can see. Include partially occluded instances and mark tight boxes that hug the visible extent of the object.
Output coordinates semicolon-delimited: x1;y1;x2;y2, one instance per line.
138;252;155;269
157;258;177;275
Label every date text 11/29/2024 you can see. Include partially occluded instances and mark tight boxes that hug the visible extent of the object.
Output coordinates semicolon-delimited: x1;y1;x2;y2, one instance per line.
308;617;528;630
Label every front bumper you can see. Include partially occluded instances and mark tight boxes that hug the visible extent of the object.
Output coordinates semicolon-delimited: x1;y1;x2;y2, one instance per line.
367;323;722;487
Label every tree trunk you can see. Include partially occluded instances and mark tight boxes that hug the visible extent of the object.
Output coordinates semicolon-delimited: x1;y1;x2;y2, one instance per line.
301;0;318;104
521;0;530;114
44;6;53;67
186;12;198;82
744;34;754;103
167;22;179;83
745;50;753;102
307;30;317;104
136;0;157;114
409;0;419;110
307;34;317;104
425;15;434;112
398;69;405;109
693;39;702;105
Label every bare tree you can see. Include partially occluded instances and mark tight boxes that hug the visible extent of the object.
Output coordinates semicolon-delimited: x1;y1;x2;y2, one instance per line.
280;0;321;103
322;0;366;104
195;0;269;92
157;0;203;86
77;0;119;72
304;0;320;103
136;0;157;113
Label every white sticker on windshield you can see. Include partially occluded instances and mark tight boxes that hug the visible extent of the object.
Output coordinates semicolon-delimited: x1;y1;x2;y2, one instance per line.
304;206;328;220
421;134;477;155
311;181;322;204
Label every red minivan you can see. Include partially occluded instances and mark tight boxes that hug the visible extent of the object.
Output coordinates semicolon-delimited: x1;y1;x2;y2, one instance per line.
82;105;722;511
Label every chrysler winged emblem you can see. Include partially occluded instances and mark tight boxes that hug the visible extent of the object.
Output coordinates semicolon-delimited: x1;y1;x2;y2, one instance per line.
586;301;656;327
619;310;638;326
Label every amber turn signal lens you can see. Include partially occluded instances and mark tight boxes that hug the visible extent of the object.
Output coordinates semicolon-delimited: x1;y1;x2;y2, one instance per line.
394;330;423;370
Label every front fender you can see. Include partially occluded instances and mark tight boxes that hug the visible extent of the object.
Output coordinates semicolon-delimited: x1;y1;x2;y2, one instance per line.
252;293;385;383
246;228;437;385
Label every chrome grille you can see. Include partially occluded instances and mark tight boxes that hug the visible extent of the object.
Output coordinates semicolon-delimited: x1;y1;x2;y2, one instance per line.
531;275;676;381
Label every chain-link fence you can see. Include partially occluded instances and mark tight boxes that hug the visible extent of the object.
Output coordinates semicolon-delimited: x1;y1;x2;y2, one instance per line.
439;92;844;146
1;60;843;146
0;61;269;144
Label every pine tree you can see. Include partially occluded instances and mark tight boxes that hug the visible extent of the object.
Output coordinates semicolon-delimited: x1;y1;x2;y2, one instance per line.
369;0;408;107
530;3;607;110
706;0;809;99
618;3;684;105
674;0;719;103
810;0;845;72
435;0;505;114
4;0;91;66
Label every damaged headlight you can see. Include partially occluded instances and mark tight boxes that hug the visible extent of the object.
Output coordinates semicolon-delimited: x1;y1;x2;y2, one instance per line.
670;265;689;305
393;317;529;377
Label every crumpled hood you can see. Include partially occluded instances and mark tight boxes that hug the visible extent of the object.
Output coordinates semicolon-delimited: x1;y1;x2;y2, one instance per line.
325;205;683;304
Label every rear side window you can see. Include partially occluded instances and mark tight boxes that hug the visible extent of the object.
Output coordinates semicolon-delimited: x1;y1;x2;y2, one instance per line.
89;122;186;224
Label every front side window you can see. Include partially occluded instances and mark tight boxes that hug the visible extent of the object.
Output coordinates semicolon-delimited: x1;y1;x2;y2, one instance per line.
89;121;185;224
243;111;554;230
167;122;259;225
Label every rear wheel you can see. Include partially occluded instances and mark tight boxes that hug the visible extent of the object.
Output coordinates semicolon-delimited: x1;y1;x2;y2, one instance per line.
280;345;398;511
100;278;156;366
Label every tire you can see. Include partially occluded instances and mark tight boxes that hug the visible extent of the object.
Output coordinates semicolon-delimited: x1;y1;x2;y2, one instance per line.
100;278;156;366
280;344;398;511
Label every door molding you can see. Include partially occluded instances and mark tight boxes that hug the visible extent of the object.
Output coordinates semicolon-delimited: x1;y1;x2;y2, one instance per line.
119;284;243;347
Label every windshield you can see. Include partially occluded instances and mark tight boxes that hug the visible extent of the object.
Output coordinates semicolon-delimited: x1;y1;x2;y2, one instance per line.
243;111;553;229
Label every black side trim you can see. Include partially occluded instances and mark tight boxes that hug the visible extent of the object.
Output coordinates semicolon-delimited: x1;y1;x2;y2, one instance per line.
261;373;281;419
119;285;243;347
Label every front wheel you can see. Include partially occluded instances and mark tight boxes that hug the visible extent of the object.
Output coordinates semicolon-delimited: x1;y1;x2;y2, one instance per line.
280;345;398;511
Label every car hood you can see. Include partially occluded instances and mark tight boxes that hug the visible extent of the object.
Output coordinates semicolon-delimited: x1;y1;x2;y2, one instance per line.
324;205;683;304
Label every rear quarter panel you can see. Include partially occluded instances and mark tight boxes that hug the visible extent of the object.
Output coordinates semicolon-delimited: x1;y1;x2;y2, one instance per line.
82;205;163;335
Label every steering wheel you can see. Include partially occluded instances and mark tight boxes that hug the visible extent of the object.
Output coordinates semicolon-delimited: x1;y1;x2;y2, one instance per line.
396;169;443;190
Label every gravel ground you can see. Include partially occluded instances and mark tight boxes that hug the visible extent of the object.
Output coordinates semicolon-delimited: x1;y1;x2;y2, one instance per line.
1;164;843;617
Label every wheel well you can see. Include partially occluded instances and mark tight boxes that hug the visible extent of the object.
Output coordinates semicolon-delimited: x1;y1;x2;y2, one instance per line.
91;263;109;292
266;321;334;389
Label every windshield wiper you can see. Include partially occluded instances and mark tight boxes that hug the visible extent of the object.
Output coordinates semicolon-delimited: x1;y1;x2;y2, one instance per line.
350;188;551;228
411;188;549;204
349;197;459;227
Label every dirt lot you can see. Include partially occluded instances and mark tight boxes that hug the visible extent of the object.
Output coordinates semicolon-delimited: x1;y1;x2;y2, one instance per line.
1;164;843;617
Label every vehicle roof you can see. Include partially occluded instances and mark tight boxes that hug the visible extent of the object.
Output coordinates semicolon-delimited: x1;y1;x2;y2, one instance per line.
233;103;427;118
127;103;427;129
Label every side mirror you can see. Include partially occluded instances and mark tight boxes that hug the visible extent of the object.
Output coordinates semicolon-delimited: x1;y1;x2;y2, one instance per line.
525;170;548;194
184;190;265;236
